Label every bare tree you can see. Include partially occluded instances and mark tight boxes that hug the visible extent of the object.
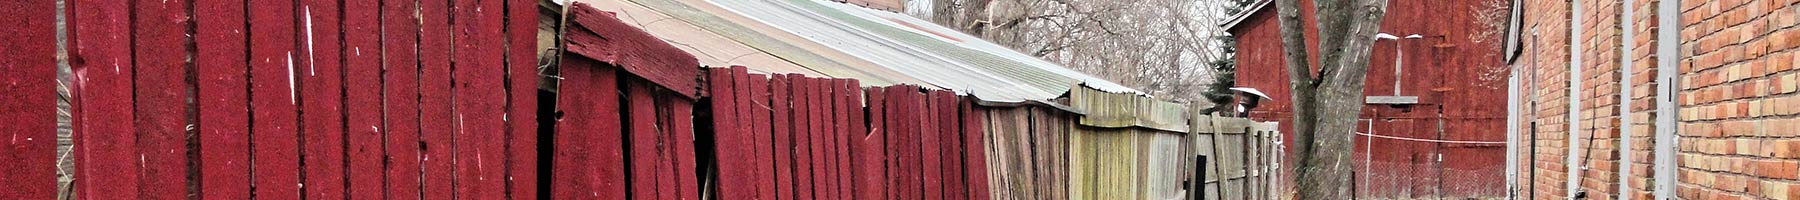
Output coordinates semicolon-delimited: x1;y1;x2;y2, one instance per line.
908;0;1233;103
1271;0;1389;198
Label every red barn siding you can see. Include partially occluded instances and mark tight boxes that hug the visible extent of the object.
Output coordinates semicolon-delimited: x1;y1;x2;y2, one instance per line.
1229;0;1510;197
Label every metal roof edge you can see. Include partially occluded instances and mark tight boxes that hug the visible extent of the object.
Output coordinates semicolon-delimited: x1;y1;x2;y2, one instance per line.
1220;0;1272;32
972;99;1087;115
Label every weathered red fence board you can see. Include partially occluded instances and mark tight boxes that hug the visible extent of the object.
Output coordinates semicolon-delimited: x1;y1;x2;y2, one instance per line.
248;0;301;197
922;90;946;200
961;99;992;200
132;0;191;198
450;0;510;197
505;0;542;197
342;0;383;199
771;74;797;200
377;0;421;198
820;78;840;200
882;86;903;199
846;80;866;199
937;91;965;200
553;57;626;199
194;0;252;197
895;85;922;199
418;0;456;198
791;75;815;200
856;87;888;200
709;67;750;199
0;0;57;198
667;95;701;200
751;74;778;200
834;79;854;200
651;91;679;199
298;0;347;198
73;0;141;197
627;79;661;199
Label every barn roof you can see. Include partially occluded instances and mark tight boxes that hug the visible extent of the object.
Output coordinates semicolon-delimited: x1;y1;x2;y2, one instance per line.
1219;0;1271;32
584;0;1142;104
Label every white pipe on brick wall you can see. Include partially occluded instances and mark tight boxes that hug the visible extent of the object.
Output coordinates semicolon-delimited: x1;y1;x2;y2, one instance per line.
1654;0;1682;198
1567;0;1585;197
1618;0;1636;198
1505;63;1520;199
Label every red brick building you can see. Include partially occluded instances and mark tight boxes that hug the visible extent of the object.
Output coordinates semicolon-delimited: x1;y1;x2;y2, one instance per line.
1224;0;1514;198
1504;0;1800;199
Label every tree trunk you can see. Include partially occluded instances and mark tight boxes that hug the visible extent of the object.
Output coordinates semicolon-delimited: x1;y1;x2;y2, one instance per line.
1271;0;1389;199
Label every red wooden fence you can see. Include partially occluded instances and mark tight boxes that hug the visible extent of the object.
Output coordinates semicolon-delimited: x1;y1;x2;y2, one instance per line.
52;0;540;198
10;1;994;199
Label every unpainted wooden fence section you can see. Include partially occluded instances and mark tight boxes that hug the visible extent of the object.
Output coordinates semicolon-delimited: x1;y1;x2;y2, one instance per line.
1188;115;1283;200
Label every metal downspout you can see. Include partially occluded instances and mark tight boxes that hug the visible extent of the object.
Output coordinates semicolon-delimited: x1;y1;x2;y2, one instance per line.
1653;0;1682;198
1567;0;1586;197
1618;0;1637;198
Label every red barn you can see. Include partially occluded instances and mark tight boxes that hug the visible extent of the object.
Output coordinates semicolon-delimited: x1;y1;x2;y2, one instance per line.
1223;0;1512;198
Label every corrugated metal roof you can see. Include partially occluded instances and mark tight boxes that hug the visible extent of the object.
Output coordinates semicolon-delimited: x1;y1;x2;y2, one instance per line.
611;0;929;86
607;0;1140;103
704;0;1141;103
586;0;824;77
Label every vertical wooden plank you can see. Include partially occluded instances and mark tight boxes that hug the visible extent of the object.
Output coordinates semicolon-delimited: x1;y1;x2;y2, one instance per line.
194;0;253;197
667;94;701;200
418;0;456;198
378;0;422;198
884;86;911;200
554;57;626;199
842;80;864;200
961;100;990;200
751;74;777;200
906;86;927;200
452;0;509;197
297;0;347;198
626;79;660;199
1035;108;1056;199
505;0;541;196
855;87;886;200
0;0;58;198
808;77;829;197
72;0;140;197
1034;108;1069;200
726;67;756;199
921;90;944;200
343;0;384;198
937;92;964;200
821;79;841;200
248;0;302;196
770;74;795;200
130;0;191;197
789;75;814;200
730;67;757;199
882;86;903;200
651;92;677;200
1019;110;1035;200
709;67;751;199
834;79;854;200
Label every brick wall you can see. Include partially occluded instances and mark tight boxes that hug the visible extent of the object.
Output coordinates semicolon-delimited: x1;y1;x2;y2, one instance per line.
1674;0;1800;199
1513;0;1800;199
1512;0;1574;198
